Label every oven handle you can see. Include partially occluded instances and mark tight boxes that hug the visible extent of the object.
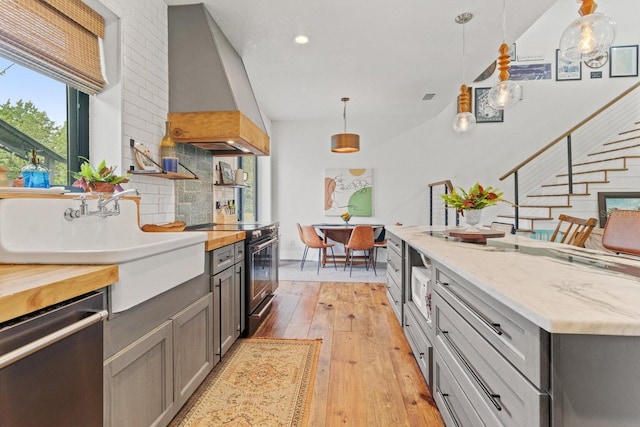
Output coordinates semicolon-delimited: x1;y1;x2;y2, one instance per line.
251;294;275;319
253;237;278;252
0;310;108;369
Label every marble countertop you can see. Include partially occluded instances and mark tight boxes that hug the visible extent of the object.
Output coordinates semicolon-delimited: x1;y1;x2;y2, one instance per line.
389;225;640;336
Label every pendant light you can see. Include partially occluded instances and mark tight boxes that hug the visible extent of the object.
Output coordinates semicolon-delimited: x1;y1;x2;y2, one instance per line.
453;12;475;134
559;0;616;62
331;97;360;153
487;0;522;110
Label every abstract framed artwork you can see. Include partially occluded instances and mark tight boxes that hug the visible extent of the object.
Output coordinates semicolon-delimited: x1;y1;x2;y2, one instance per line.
597;191;640;227
474;87;503;123
610;45;639;77
324;168;373;217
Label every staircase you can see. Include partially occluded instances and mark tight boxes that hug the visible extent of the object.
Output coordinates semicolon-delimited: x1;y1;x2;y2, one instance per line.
498;116;640;232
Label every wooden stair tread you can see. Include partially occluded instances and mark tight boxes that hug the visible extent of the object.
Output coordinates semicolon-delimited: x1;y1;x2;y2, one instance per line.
618;128;640;136
589;143;640;156
573;155;640;167
498;214;553;220
541;181;608;187
527;193;587;197
557;168;627;177
603;134;640;146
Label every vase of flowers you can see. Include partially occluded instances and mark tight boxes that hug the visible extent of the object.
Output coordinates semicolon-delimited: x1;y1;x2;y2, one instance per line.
440;182;506;230
340;211;352;225
71;158;130;193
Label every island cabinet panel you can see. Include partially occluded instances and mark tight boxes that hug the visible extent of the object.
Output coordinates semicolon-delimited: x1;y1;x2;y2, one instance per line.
435;267;550;390
404;301;433;387
172;293;214;409
435;292;549;426
385;231;404;322
104;321;174;427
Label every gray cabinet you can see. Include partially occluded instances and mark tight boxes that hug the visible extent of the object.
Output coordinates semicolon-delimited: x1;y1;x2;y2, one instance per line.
173;294;214;408
211;241;244;359
104;320;174;427
103;273;214;427
385;231;403;322
433;262;550;426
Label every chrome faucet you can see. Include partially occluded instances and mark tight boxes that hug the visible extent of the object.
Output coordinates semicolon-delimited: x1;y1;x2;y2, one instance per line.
64;188;139;221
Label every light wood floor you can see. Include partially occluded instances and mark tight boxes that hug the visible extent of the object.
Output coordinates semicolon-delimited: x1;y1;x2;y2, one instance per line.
255;280;444;427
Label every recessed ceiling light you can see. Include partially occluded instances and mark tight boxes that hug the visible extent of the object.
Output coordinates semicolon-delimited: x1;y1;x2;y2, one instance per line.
295;35;309;44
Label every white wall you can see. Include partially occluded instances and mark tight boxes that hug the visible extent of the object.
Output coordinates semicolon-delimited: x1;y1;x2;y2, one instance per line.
276;0;640;260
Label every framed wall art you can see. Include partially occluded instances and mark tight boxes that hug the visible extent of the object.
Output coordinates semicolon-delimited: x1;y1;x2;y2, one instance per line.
219;161;235;184
556;49;581;81
610;45;639;77
597;191;640;227
474;87;503;123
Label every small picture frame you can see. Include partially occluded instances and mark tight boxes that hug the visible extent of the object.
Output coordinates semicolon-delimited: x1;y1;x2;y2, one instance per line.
597;191;640;227
508;43;516;61
474;87;504;123
219;161;234;184
610;45;639;77
556;49;581;81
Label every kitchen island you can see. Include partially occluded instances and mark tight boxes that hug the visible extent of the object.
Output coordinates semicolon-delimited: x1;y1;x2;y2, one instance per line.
388;225;640;427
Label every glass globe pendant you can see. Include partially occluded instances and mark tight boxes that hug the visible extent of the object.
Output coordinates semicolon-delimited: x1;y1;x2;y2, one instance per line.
453;84;475;133
559;11;616;61
452;13;475;134
487;43;522;110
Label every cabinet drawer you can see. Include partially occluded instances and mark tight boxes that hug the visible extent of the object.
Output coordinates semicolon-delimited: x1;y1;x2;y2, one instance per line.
434;349;485;427
435;267;549;389
404;303;432;386
386;246;402;285
234;241;245;262
387;232;402;256
435;293;549;427
212;244;235;275
386;276;402;322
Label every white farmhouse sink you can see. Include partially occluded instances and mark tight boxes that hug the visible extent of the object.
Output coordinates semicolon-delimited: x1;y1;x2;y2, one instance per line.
0;196;208;312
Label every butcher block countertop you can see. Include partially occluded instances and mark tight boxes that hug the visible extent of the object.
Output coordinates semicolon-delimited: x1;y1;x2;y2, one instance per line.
0;231;244;323
0;264;119;323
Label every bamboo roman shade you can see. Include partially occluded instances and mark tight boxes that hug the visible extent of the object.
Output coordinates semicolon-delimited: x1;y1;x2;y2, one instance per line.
0;0;106;94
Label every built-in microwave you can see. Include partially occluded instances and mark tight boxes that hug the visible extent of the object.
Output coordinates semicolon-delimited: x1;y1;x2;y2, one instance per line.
411;263;432;323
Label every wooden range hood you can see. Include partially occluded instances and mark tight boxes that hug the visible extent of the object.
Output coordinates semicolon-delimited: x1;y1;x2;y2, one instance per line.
168;4;270;156
168;111;269;156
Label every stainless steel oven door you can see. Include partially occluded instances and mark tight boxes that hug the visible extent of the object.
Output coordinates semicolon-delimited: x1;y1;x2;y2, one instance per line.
248;237;278;315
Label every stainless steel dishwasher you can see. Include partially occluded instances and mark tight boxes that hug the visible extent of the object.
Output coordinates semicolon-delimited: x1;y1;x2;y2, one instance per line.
0;291;107;427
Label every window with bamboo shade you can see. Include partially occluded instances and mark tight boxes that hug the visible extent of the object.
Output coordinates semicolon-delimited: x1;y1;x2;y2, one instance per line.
0;0;106;94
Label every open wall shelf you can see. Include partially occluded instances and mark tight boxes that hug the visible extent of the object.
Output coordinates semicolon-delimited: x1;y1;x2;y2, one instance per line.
129;139;198;180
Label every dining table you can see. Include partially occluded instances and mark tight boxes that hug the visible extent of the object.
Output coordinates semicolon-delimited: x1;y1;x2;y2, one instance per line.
311;223;385;267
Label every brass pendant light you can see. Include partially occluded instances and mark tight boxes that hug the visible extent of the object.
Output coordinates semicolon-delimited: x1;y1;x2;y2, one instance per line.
331;97;360;153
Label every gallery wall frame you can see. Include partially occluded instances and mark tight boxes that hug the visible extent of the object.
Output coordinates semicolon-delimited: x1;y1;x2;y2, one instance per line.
610;45;639;78
474;87;503;123
556;49;582;81
597;191;640;227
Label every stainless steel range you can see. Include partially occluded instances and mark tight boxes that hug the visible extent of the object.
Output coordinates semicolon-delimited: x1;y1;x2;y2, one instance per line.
186;222;279;336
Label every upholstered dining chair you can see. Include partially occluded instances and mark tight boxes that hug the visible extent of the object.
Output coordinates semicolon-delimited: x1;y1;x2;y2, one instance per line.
602;210;640;256
300;225;337;274
549;214;597;248
344;225;376;277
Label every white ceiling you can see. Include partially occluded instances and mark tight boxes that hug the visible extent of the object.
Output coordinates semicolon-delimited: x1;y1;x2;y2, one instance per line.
165;0;558;122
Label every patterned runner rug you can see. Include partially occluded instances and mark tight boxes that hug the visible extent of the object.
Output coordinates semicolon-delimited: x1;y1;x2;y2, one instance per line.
169;338;321;427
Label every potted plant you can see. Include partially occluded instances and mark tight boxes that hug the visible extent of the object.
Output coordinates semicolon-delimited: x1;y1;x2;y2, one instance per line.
441;182;506;228
71;157;130;193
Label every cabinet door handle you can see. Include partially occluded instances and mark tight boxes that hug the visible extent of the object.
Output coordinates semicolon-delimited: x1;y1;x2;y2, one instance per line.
439;281;503;336
441;330;502;411
387;260;400;273
437;388;462;427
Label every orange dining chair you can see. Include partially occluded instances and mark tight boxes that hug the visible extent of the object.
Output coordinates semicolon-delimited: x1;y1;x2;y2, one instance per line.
300;225;337;274
549;214;597;248
602;210;640;256
344;225;376;277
